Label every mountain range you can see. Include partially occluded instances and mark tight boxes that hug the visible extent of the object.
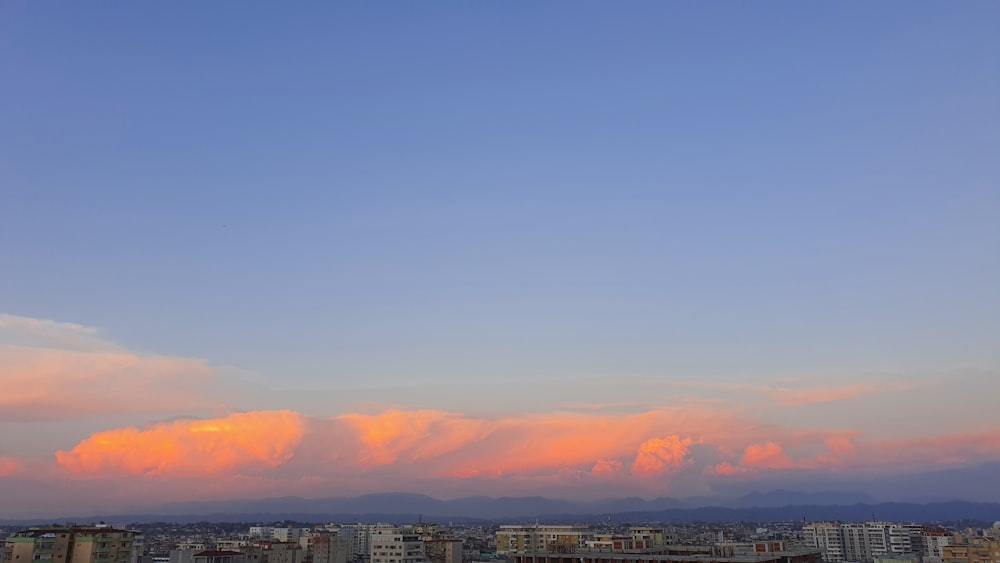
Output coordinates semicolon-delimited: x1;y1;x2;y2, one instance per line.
3;492;998;525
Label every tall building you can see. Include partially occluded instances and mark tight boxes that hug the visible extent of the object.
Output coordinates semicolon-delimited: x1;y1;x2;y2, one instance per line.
338;525;386;561
310;534;350;563
369;530;425;563
3;527;139;563
802;524;845;563
803;523;922;562
921;529;954;560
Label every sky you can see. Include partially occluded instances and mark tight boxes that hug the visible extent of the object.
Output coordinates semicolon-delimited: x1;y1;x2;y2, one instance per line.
1;2;999;517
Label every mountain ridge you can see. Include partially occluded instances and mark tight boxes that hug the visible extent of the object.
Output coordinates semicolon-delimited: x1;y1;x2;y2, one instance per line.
2;494;998;525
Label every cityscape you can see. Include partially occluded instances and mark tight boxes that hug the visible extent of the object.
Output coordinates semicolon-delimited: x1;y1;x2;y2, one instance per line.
4;519;1000;563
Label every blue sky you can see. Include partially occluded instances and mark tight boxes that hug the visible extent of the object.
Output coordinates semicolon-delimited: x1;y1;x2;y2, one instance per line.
1;2;998;513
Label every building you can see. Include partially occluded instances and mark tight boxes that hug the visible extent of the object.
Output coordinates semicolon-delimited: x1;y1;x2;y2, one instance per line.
803;523;923;562
921;529;954;561
241;542;303;563
193;552;246;563
496;526;592;556
509;544;821;563
4;526;139;563
802;524;845;563
943;538;1000;563
310;534;350;563
628;529;672;549
337;525;386;561
423;540;461;563
273;531;311;545
369;530;425;563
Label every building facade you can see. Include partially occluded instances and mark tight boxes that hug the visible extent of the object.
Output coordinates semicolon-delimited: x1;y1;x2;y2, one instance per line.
943;539;1000;563
369;530;424;563
4;527;138;563
496;526;592;556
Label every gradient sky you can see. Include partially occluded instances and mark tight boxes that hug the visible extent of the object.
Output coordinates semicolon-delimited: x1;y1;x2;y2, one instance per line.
1;2;999;517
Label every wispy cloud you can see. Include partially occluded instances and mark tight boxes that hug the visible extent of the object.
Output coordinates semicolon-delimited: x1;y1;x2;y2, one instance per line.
0;314;230;421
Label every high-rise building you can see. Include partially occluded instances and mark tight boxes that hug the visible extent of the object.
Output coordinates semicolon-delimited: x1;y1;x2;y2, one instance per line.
803;523;922;562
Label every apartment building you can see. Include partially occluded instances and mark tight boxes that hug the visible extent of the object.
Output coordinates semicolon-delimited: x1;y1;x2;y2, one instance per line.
922;529;955;560
336;525;385;561
423;540;461;563
3;527;138;563
943;538;1000;563
368;530;425;563
803;523;922;562
803;523;845;562
309;535;349;563
496;526;592;555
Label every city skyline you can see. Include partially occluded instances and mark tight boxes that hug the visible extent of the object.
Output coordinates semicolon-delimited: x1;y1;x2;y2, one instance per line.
2;2;999;517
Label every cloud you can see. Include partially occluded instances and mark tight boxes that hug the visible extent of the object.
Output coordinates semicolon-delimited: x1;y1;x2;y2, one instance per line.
591;459;625;476
0;457;22;477
0;314;226;421
631;436;692;476
55;410;306;477
863;430;1000;467
757;381;899;407
0;313;109;351
337;410;488;466
742;442;795;469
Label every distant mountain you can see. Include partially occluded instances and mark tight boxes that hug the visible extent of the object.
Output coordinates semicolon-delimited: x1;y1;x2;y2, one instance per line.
153;493;694;520
157;493;451;518
3;494;997;525
732;490;875;508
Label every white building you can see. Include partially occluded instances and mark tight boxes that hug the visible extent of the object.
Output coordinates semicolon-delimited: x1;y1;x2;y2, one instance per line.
369;529;425;563
803;523;923;563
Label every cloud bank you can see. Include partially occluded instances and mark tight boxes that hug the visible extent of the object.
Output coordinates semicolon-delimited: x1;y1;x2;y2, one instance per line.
2;313;999;515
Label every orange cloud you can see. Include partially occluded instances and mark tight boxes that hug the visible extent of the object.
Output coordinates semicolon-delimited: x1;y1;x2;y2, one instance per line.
56;411;306;477
591;459;624;476
438;408;744;480
0;456;22;477
337;410;487;466
631;435;692;476
742;441;795;469
710;461;746;475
